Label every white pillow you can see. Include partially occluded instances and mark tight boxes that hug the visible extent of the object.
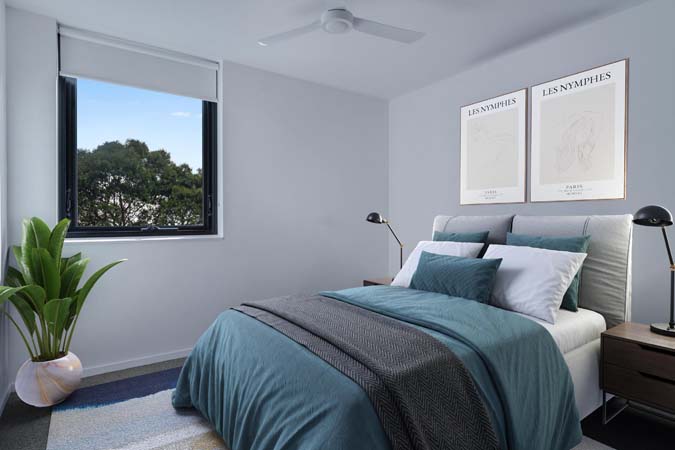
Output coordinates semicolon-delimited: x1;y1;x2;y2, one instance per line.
391;241;484;288
484;244;587;324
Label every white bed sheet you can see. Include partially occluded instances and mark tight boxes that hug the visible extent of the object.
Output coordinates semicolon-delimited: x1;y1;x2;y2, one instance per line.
517;308;607;354
564;339;603;419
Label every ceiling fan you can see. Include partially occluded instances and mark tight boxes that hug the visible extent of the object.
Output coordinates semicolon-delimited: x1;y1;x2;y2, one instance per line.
258;5;425;46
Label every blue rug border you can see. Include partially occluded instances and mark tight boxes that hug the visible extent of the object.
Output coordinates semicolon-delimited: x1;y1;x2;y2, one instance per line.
54;366;182;411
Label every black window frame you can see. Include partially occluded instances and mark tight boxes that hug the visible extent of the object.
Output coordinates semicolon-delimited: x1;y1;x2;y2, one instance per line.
58;76;218;238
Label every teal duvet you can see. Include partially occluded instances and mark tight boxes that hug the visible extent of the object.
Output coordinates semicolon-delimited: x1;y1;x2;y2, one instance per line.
172;286;581;450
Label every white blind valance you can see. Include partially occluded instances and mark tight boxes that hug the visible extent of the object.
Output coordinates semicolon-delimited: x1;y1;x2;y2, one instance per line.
58;26;218;102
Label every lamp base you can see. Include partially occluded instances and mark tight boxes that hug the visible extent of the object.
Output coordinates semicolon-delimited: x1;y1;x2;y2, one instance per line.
650;323;675;337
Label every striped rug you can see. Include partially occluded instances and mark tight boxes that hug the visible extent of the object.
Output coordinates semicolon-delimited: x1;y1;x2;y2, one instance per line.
46;368;226;450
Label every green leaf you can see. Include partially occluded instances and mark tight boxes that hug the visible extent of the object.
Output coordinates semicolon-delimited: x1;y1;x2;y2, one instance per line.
13;245;32;285
55;297;73;340
64;299;78;331
44;297;73;343
12;245;22;266
31;248;44;287
33;248;61;300
48;218;71;268
5;266;26;288
29;217;52;249
0;286;27;305
60;253;82;276
21;219;37;264
22;285;46;312
41;249;61;301
8;294;36;336
19;218;50;284
76;259;126;313
43;298;59;325
43;298;62;335
0;287;34;336
60;258;89;298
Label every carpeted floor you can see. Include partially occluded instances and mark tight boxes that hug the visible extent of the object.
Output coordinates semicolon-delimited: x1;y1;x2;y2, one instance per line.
0;358;671;450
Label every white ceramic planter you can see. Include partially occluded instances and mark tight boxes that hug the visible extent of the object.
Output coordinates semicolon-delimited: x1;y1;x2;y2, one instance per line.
15;352;83;407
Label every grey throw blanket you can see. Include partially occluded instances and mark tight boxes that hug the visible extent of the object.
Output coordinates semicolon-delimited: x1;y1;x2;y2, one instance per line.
234;295;499;450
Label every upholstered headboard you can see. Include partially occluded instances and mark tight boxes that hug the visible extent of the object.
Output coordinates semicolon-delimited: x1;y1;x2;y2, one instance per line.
432;215;633;328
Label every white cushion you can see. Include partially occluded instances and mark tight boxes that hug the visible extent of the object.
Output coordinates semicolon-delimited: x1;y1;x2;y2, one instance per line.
391;241;484;288
484;244;587;324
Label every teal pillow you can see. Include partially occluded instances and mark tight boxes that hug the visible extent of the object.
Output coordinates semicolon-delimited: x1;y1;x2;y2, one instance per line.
433;230;489;243
409;251;502;303
506;232;591;312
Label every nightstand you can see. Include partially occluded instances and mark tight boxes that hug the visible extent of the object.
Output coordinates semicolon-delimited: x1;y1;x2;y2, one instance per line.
601;322;675;424
363;277;392;287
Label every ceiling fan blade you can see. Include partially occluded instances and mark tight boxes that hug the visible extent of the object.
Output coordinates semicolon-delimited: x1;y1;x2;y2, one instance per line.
258;21;321;46
353;17;425;43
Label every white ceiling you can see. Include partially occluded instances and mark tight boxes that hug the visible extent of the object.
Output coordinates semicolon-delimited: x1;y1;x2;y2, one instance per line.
8;0;649;99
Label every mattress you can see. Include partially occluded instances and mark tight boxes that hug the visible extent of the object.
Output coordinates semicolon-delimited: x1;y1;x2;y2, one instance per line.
518;308;606;354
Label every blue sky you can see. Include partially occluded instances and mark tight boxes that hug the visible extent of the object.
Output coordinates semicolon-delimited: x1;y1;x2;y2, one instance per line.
77;78;203;170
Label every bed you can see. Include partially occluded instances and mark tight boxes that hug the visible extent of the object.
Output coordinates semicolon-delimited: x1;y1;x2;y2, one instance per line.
173;214;633;450
433;214;633;420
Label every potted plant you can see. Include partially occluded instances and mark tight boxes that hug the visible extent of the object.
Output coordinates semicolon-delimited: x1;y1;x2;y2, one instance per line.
0;217;125;407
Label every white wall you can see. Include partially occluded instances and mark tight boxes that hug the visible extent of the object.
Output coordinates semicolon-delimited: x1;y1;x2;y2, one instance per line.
0;0;9;413
388;0;675;325
5;8;389;378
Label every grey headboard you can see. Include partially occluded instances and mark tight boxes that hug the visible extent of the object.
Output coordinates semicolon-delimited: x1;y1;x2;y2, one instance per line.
433;214;633;328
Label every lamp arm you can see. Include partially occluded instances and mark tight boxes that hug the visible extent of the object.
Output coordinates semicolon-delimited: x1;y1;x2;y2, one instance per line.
385;223;403;248
385;223;404;269
661;226;675;267
664;227;675;330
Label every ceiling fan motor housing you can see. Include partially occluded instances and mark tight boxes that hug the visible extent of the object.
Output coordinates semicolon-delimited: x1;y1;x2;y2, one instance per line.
321;8;354;34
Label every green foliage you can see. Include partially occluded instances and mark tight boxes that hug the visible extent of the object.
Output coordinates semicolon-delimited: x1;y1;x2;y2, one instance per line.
0;218;125;361
77;140;203;227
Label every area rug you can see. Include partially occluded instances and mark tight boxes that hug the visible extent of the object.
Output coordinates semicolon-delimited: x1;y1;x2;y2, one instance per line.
45;367;612;450
46;368;227;450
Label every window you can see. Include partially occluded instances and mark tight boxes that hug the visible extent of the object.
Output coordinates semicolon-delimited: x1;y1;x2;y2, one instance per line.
57;27;218;238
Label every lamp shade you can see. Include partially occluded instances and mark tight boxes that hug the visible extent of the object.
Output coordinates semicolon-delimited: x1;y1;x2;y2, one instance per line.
366;212;386;224
633;205;673;227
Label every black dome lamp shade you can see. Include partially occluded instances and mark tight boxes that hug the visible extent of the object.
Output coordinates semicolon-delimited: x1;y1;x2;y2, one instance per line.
366;212;403;269
366;212;386;224
633;205;673;227
633;205;675;337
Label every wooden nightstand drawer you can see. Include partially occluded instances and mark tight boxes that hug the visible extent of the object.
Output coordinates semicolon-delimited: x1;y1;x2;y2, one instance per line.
601;322;675;423
603;363;675;413
603;337;675;382
363;278;392;287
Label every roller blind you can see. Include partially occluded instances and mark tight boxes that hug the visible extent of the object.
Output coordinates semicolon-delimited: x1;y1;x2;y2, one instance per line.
58;26;218;102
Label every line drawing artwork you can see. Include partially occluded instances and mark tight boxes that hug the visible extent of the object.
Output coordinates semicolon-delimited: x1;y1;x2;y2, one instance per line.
554;110;603;175
466;108;518;190
539;84;615;185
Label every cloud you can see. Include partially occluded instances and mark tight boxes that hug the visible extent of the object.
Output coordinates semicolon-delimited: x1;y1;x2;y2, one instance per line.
170;111;192;117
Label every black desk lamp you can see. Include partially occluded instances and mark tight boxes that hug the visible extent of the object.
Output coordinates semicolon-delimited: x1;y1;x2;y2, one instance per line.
366;212;403;269
633;205;675;337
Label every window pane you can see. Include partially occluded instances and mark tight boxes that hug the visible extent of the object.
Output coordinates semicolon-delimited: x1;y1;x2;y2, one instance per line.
76;78;203;227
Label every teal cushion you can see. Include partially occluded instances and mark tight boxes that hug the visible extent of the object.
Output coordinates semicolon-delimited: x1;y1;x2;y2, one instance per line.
506;233;591;312
433;230;489;243
409;251;502;303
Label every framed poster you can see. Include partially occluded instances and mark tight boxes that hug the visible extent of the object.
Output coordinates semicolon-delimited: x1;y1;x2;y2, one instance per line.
460;89;527;205
530;59;627;202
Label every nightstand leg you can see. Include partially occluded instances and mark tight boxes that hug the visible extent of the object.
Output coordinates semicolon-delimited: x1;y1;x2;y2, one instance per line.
602;391;629;425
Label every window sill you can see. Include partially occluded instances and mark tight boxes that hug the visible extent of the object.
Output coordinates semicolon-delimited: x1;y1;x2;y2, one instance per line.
65;233;223;244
